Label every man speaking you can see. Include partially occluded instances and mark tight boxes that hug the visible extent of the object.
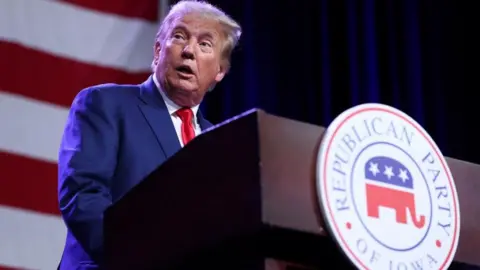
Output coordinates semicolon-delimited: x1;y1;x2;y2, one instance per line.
56;1;242;269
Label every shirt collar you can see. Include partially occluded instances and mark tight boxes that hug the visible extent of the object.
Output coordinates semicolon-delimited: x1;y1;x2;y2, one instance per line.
152;74;200;119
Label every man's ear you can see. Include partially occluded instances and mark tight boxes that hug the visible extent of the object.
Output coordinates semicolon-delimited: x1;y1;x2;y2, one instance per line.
153;41;161;64
214;63;227;82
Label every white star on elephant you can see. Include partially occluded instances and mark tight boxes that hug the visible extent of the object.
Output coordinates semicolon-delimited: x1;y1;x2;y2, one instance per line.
384;166;394;179
369;162;379;176
398;168;409;182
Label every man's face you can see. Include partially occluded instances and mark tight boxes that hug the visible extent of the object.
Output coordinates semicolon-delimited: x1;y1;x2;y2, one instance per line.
153;13;226;107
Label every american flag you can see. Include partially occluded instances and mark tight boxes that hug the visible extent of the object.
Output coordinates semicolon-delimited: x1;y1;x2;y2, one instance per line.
0;0;167;269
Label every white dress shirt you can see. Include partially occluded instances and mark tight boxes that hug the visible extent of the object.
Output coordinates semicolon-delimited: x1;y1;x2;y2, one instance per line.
153;74;201;147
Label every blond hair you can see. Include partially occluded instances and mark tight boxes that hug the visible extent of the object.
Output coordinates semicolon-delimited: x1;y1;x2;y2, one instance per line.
153;0;242;72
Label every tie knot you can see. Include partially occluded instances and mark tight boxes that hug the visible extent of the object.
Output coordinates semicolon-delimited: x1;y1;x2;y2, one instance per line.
176;107;193;123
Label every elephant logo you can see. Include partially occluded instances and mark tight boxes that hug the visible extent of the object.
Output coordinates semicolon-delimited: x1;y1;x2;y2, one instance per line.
364;156;426;229
315;103;460;270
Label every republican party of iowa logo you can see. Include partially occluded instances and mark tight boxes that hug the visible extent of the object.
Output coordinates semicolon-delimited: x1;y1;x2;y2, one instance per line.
316;103;460;270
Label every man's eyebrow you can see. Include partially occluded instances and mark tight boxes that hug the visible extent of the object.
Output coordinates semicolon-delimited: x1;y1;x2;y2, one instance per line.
200;32;214;39
199;32;215;40
171;25;188;32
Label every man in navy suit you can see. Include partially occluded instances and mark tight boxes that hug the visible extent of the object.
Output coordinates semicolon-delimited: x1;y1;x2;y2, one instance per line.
56;1;242;269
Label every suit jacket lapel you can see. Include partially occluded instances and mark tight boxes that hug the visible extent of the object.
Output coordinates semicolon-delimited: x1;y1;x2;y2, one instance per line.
197;110;214;131
137;76;181;158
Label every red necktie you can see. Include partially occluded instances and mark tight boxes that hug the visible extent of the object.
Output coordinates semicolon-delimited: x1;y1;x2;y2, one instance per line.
176;107;195;145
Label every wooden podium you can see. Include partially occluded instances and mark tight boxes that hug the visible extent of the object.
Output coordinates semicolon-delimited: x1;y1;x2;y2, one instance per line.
103;109;480;270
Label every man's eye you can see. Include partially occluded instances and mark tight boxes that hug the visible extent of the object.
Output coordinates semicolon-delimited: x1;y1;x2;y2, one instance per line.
200;41;212;47
173;34;184;39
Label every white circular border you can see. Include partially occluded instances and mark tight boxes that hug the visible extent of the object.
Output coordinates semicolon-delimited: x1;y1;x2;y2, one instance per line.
315;103;461;270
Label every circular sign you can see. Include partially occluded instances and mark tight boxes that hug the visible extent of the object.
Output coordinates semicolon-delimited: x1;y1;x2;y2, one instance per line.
316;103;460;270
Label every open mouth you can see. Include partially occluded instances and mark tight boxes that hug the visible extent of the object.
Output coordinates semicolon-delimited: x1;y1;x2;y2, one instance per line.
176;65;194;76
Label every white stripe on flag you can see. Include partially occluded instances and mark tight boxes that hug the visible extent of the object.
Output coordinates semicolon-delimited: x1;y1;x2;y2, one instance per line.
0;0;157;72
0;206;66;270
0;91;68;163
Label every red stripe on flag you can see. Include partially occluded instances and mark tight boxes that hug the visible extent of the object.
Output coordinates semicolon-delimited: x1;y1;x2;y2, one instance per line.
60;0;159;22
0;266;23;270
0;151;59;216
0;42;151;108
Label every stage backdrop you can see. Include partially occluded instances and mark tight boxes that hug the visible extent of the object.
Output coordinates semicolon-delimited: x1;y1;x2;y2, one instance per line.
0;0;465;269
0;0;166;269
200;0;467;162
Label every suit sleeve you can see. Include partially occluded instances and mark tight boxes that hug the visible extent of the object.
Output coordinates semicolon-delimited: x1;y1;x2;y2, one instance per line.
57;87;118;264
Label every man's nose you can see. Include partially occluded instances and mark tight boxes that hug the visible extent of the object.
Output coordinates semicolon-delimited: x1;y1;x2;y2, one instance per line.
181;44;194;59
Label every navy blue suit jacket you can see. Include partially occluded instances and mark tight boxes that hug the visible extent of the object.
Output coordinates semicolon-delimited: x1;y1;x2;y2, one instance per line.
57;76;213;269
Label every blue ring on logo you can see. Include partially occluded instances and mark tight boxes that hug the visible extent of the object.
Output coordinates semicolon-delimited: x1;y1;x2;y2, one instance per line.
350;141;433;252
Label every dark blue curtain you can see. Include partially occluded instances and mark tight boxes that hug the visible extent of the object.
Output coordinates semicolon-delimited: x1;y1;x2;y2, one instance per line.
197;0;468;164
183;0;471;268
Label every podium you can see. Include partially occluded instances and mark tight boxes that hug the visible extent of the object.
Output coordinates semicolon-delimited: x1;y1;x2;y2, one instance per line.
103;109;480;270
